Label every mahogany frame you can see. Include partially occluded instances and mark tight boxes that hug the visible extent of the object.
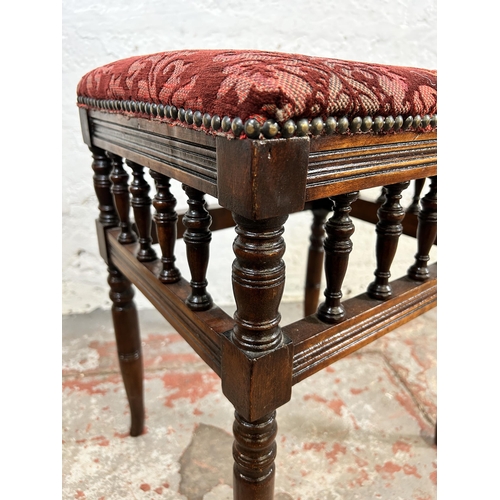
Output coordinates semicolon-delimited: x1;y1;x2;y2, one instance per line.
80;107;437;499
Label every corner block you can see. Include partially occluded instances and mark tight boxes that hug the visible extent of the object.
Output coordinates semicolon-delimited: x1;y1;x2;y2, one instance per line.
216;136;310;220
221;331;294;422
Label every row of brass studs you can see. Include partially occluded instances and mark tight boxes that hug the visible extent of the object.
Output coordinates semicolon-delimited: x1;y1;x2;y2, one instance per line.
77;96;437;139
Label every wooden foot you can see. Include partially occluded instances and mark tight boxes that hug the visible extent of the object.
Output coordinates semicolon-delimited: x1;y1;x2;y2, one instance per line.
108;266;144;436
233;411;277;500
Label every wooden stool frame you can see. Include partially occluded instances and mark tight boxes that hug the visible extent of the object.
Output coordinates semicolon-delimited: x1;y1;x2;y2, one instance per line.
80;107;437;499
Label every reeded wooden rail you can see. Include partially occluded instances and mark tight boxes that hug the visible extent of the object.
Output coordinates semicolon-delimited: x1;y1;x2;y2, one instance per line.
82;109;436;218
106;223;436;386
107;226;232;376
288;265;436;384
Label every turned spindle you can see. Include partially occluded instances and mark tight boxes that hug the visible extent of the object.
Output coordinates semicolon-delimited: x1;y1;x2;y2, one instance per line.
126;160;156;262
233;411;278;500
317;192;359;323
376;187;387;205
182;185;213;311
408;176;437;281
304;207;329;317
367;181;410;300
407;178;426;214
108;266;144;436
108;153;136;244
89;146;118;227
150;170;181;283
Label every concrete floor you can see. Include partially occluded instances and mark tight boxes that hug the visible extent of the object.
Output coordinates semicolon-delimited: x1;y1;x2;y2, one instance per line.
62;300;436;500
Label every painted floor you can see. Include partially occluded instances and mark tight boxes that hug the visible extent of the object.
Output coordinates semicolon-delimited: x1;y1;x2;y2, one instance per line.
62;301;436;500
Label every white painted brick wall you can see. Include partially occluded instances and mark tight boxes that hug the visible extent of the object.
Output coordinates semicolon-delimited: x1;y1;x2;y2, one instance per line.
62;0;437;314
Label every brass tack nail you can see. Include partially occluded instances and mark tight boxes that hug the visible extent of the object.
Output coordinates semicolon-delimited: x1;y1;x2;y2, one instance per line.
350;117;362;133
373;116;384;132
231;117;244;137
202;113;212;128
262;120;279;138
296;118;310;136
221;116;232;132
310;117;324;135
325;117;337;134
281;119;297;138
403;116;413;130
393;115;404;131
193;110;203;126
384;115;395;131
211;115;222;130
361;116;373;132
338;117;349;134
244;118;261;139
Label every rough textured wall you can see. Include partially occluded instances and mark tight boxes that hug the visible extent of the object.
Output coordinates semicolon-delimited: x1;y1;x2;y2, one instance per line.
62;0;437;314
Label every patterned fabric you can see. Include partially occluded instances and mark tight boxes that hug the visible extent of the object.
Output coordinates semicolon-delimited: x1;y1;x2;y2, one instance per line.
77;49;437;137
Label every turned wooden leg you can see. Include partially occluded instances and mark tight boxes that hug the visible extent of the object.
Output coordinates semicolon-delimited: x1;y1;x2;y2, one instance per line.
233;411;277;500
231;214;288;354
182;185;213;311
228;214;289;500
408;176;437;281
317;192;359;323
407;177;426;214
108;266;144;436
304;207;329;316
367;181;410;300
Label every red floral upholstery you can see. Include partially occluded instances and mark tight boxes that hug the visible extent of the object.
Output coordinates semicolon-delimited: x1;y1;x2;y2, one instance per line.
77;49;437;139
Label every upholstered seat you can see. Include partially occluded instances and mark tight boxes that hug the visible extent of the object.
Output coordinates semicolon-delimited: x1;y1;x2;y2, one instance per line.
77;49;437;140
77;49;437;500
